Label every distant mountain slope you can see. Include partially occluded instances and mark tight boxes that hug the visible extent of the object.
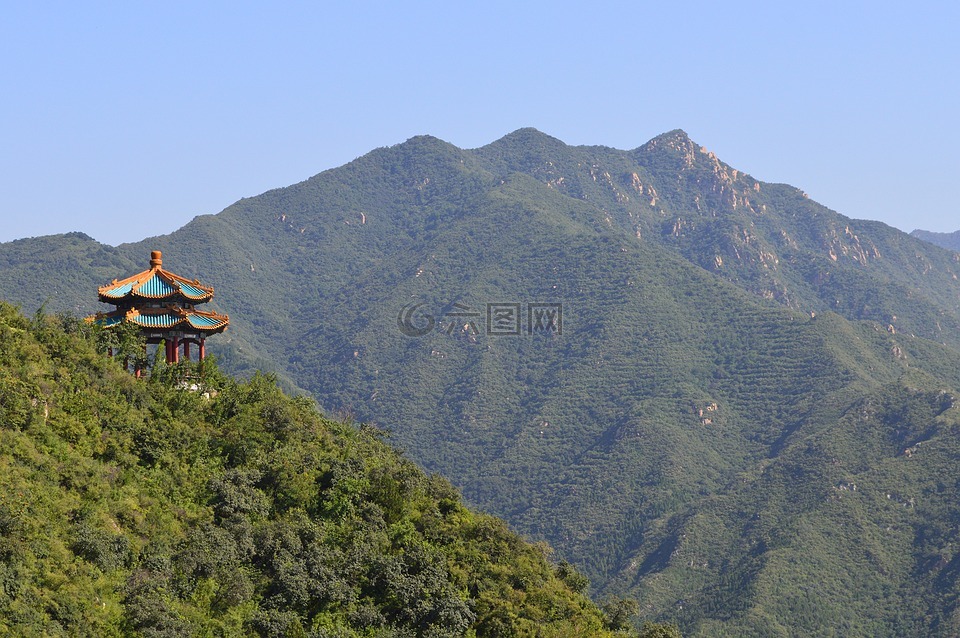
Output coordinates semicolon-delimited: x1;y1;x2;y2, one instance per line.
0;302;632;636
3;129;960;635
912;228;960;252
0;232;138;316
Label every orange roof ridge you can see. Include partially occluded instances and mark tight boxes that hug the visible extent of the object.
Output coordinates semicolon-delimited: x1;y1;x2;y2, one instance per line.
98;251;215;302
157;268;215;293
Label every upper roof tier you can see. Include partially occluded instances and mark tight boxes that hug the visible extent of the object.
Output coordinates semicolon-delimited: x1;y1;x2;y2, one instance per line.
99;251;215;304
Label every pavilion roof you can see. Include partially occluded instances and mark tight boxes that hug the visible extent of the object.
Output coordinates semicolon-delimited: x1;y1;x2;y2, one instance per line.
99;251;215;304
92;306;229;335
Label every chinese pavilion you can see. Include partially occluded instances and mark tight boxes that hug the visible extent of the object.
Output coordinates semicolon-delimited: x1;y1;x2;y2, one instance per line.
91;250;229;366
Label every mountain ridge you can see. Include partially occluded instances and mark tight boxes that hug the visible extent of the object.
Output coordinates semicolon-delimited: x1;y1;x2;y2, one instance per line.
912;228;960;252
3;129;960;635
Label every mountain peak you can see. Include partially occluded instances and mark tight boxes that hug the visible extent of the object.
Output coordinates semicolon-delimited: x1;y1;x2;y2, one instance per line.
395;134;460;154
502;126;558;140
472;128;572;172
480;127;568;151
352;133;468;174
632;129;740;179
635;129;697;157
652;128;692;143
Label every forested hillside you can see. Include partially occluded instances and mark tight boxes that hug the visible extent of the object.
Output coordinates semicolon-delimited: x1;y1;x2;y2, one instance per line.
0;302;671;636
2;129;960;635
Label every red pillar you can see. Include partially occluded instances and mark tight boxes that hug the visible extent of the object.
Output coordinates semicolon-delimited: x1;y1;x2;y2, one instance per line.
183;341;191;361
172;337;180;363
199;338;206;361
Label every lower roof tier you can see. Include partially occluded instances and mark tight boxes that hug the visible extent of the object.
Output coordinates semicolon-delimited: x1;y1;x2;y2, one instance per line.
92;306;229;335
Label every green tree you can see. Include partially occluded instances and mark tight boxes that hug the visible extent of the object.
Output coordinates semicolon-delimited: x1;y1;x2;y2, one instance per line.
637;621;683;638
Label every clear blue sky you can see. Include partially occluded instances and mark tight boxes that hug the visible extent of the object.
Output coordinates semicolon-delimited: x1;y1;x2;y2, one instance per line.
2;1;958;246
